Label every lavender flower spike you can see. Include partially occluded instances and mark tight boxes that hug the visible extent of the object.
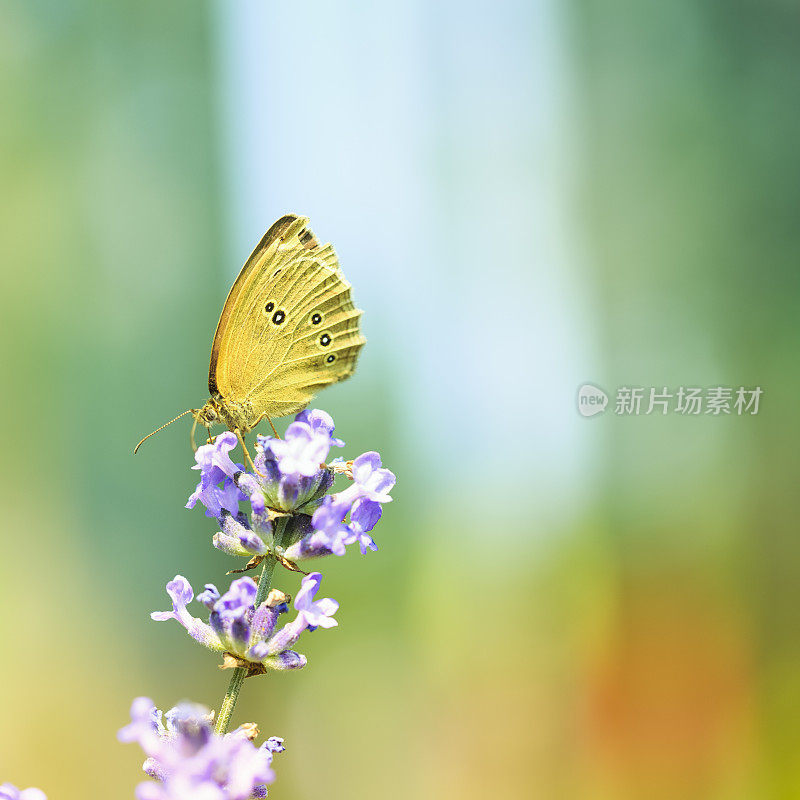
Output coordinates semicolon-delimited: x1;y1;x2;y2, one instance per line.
119;698;282;800
151;574;338;672
187;408;396;564
0;786;47;800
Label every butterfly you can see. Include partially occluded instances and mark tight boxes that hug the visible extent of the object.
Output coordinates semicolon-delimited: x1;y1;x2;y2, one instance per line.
135;214;365;457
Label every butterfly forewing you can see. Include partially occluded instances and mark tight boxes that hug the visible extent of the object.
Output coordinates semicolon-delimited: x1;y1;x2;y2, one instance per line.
209;215;365;422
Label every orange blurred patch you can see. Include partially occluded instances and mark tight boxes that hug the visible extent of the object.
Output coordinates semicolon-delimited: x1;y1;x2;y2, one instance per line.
582;568;755;798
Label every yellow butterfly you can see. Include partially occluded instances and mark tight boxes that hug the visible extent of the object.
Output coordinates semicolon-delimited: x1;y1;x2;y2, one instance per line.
136;214;365;457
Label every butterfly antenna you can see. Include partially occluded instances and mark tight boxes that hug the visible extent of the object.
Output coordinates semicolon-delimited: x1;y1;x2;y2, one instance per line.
134;410;196;454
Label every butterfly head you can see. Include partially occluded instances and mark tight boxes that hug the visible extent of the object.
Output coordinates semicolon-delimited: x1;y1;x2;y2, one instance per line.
193;399;222;428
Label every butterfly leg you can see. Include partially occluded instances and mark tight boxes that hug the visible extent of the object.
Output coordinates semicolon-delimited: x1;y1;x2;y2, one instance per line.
190;415;199;452
250;412;281;440
234;428;266;477
190;418;215;452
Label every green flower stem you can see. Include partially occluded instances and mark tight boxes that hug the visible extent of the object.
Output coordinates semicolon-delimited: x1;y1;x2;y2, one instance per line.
214;517;289;735
213;654;249;736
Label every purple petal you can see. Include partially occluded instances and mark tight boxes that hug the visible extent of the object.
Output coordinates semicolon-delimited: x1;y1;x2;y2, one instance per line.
215;578;257;620
166;576;193;607
263;619;304;655
350;498;382;533
294;573;323;611
314;598;339;618
357;532;378;555
197;584;220;609
352;451;382;482
117;696;157;744
368;467;396;497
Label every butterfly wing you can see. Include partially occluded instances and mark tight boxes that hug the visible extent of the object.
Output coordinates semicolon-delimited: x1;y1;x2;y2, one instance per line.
209;215;366;421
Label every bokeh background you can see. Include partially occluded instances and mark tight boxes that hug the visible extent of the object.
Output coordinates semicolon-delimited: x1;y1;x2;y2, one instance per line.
1;1;798;798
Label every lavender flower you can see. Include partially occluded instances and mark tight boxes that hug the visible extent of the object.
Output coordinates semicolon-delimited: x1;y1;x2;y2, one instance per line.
186;432;246;519
266;414;336;478
119;698;282;800
250;411;341;513
0;786;47;800
151;573;337;672
150;577;223;650
250;572;338;659
187;410;395;564
291;572;339;630
337;451;396;506
283;451;395;561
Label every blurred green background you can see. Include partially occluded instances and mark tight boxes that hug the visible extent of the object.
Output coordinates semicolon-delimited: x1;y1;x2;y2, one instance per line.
1;1;798;798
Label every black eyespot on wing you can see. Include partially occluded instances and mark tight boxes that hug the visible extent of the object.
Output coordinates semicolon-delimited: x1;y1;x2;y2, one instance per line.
264;301;275;313
319;333;331;347
272;310;286;325
311;313;322;325
326;354;336;364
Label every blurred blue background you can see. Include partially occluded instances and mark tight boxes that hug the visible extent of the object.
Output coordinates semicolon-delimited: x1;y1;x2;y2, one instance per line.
1;1;798;797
